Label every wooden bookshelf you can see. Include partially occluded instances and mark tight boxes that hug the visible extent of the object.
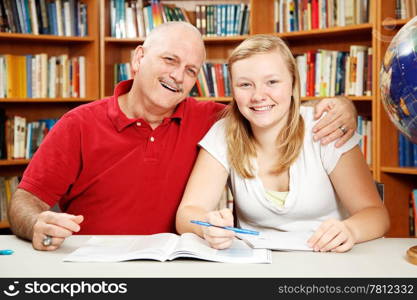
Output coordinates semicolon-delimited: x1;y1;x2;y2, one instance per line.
381;18;412;27
301;96;373;102
0;221;9;229
0;33;95;42
276;23;373;39
381;167;417;175
0;160;30;166
0;0;100;226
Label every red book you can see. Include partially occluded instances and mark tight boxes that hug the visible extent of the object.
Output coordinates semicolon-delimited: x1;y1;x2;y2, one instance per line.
195;77;203;96
73;58;79;98
152;1;163;27
214;64;225;97
311;0;319;29
307;51;316;97
366;49;373;96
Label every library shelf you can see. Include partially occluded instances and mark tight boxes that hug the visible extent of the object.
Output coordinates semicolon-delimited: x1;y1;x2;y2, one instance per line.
0;221;10;229
0;160;30;166
0;33;94;43
276;23;373;39
380;167;417;175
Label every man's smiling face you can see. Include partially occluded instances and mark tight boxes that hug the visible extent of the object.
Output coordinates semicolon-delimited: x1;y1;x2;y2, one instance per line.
133;25;205;112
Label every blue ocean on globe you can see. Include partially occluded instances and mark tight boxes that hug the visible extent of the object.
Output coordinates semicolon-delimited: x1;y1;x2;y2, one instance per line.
380;16;417;144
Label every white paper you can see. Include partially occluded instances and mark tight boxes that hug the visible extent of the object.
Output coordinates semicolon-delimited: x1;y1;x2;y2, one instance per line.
238;231;313;251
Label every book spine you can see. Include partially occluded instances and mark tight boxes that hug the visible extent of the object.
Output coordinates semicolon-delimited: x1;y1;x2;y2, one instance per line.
398;133;405;167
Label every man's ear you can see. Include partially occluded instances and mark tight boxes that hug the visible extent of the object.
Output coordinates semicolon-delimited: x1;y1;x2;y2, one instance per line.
131;45;144;73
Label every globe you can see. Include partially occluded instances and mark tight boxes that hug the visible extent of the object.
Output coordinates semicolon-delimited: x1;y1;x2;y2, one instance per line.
380;16;417;144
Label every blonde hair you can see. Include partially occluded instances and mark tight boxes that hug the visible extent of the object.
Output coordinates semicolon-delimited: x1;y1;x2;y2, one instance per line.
225;34;305;178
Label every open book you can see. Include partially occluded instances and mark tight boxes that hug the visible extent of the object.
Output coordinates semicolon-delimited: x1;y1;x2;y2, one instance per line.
63;233;271;264
238;231;314;251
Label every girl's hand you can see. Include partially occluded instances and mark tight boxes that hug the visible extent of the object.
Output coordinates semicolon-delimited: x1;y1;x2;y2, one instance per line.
307;219;356;253
202;208;235;249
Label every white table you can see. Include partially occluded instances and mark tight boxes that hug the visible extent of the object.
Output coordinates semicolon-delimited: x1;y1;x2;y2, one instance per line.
0;235;416;278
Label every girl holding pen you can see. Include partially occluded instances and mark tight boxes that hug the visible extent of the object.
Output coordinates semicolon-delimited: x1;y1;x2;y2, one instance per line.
175;35;389;252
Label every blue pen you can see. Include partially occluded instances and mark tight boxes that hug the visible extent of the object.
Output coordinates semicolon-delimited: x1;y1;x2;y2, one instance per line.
0;250;13;255
191;220;260;235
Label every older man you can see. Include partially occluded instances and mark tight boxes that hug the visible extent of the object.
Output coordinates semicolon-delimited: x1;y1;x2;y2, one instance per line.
8;22;357;251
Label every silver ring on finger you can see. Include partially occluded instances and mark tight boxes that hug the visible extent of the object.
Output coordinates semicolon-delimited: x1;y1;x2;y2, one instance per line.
338;125;347;135
42;235;53;247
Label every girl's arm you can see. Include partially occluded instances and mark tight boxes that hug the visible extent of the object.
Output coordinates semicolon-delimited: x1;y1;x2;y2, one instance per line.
176;148;234;249
308;146;390;252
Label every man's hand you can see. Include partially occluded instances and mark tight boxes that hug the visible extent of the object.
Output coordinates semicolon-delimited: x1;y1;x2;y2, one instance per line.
32;212;84;251
312;97;357;147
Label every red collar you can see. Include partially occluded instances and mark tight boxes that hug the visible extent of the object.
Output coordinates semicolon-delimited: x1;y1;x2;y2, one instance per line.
107;80;187;132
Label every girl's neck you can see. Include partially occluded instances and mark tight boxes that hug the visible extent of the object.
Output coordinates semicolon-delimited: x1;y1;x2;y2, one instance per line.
252;119;288;154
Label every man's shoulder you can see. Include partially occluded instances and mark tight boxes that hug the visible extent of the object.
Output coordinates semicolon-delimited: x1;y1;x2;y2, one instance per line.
63;97;111;121
183;97;226;115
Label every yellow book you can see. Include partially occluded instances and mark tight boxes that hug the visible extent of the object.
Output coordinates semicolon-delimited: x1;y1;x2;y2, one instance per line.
17;56;27;98
5;55;17;98
4;178;11;204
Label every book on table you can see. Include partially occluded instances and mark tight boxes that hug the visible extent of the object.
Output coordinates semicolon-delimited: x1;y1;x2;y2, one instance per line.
63;232;272;264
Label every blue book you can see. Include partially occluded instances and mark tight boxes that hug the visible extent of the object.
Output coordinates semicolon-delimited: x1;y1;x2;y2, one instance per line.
26;122;32;158
227;5;233;36
234;4;241;35
22;0;32;33
69;0;76;36
399;133;406;167
80;2;87;36
15;0;26;33
221;5;226;36
146;5;153;31
404;136;413;167
49;2;57;35
222;64;229;96
216;5;222;36
357;115;363;149
39;0;49;34
203;63;215;97
26;55;32;98
242;4;250;34
413;143;417;167
294;0;299;31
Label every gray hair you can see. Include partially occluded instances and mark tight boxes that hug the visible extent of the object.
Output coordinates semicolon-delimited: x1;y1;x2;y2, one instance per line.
143;21;203;48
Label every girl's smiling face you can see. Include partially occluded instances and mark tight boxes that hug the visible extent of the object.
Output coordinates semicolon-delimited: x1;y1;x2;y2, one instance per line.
231;50;293;132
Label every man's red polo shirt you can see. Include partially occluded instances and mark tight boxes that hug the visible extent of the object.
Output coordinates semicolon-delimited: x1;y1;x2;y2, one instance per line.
19;80;225;234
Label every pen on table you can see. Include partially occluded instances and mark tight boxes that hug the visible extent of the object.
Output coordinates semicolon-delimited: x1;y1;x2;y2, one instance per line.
0;249;13;255
190;220;260;235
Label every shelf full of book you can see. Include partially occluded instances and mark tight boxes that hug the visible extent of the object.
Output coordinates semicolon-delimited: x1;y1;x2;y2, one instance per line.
0;0;100;229
100;0;252;98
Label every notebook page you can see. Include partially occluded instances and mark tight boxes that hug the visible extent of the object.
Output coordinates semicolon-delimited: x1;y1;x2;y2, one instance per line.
238;231;313;251
63;233;179;262
171;233;271;263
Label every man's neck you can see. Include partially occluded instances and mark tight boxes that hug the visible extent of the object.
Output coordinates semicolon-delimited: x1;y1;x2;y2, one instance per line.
118;91;175;130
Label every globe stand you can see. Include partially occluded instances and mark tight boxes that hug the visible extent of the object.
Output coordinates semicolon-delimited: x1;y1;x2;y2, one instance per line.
406;246;417;265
